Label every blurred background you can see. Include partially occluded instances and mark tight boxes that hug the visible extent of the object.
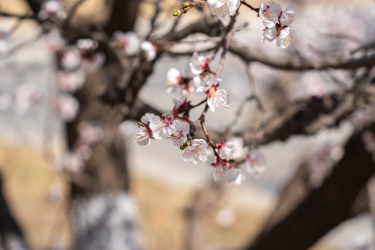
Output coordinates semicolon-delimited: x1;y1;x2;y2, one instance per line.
0;0;374;250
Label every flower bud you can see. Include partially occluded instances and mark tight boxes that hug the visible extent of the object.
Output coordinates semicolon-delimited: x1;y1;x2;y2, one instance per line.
172;10;182;16
183;2;190;7
186;141;191;146
180;145;186;150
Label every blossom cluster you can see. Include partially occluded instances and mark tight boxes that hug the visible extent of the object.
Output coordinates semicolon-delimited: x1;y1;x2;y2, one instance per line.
166;52;230;111
133;111;266;183
206;0;241;17
259;2;297;48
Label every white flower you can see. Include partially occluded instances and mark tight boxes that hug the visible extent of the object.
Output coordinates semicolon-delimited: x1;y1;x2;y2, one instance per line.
133;113;157;146
113;31;140;55
204;84;230;112
171;120;190;148
276;26;297;49
246;149;266;179
55;152;84;173
280;6;295;26
218;141;235;160
189;52;209;75
206;0;240;17
212;157;241;183
134;128;153;146
14;84;43;114
226;137;249;161
77;121;104;145
44;29;65;52
166;68;184;93
141;41;156;61
51;94;79;122
182;139;208;164
60;46;81;70
76;39;98;51
260;26;277;42
38;0;67;21
196;76;221;92
259;2;282;28
149;117;175;139
164;99;192;123
57;69;86;93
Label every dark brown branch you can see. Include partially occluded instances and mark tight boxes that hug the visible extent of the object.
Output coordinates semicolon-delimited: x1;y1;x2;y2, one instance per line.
229;40;375;71
246;123;375;250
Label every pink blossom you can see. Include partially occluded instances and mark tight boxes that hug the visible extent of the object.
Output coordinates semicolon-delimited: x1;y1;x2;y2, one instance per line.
134;113;156;146
45;30;65;52
189;52;210;75
217;141;235;160
206;0;240;17
164;99;191;123
77;121;104;145
201;84;230;112
149;116;175;139
171;120;190;148
212;156;241;183
38;0;67;21
141;41;156;61
166;68;192;96
50;94;79;122
60;46;81;70
245;149;266;179
259;2;282;28
113;31;140;55
276;26;297;49
182;139;208;164
226;137;249;161
57;69;86;93
14;84;43;114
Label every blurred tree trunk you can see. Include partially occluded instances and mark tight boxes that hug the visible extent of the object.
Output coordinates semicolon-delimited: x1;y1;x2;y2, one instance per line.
25;0;143;249
68;1;142;249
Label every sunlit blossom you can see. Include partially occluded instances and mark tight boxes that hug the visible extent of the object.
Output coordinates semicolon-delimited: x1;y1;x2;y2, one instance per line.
141;41;156;61
206;0;240;17
171;120;190;148
182;139;208;164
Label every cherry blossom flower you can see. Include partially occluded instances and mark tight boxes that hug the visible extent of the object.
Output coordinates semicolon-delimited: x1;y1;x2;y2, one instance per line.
45;30;65;52
164;99;191;123
141;41;156;61
133;113;156;146
0;90;11;111
259;2;282;28
279;6;296;27
60;46;81;70
245;149;266;179
149;116;175;139
14;83;43;114
276;26;297;49
225;137;249;161
38;0;67;21
206;0;240;17
50;94;79;122
212;156;241;183
260;27;277;42
55;152;84;173
171;120;190;148
76;39;98;51
113;31;140;55
189;52;210;75
166;68;186;94
73;143;93;161
57;69;86;93
217;141;235;160
77;121;104;145
201;84;230;112
182;139;208;164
